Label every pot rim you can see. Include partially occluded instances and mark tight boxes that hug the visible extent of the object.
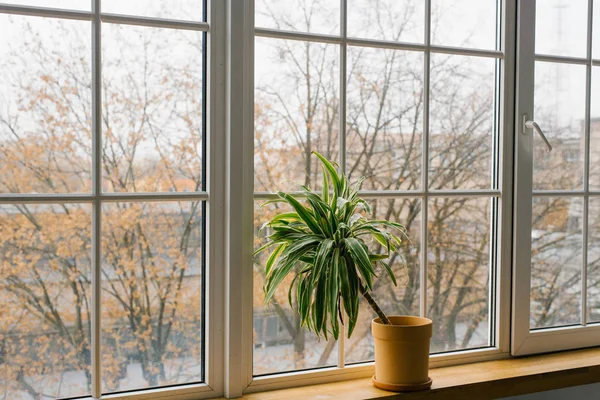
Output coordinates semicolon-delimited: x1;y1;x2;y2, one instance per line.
372;315;432;328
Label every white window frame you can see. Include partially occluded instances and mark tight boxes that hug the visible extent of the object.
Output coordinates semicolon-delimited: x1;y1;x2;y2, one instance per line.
224;0;517;395
512;0;600;356
0;1;226;399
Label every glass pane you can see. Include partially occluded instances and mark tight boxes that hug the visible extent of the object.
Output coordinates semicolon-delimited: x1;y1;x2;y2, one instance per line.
346;47;423;191
589;198;600;322
0;0;89;10
591;67;600;190
102;25;204;193
536;0;588;58
255;38;339;193
429;54;496;190
102;201;203;392
347;0;424;43
345;198;421;364
533;62;586;190
530;197;582;329
427;197;492;353
0;15;91;194
253;200;337;375
255;0;339;35
102;0;204;21
0;204;91;398
431;0;498;50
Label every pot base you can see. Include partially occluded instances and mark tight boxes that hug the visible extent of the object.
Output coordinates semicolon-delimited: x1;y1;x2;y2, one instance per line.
372;375;432;392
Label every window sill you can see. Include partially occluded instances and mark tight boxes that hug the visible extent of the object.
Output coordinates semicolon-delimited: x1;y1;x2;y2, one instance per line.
239;347;600;399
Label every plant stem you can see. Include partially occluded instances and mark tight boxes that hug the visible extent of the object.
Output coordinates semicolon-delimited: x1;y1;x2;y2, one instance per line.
359;283;391;325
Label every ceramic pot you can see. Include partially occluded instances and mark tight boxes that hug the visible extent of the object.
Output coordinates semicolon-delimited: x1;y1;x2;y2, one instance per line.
371;315;433;392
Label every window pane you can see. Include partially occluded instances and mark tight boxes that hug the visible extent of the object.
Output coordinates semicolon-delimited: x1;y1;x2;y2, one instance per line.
102;25;204;193
429;54;496;190
427;197;492;353
102;0;205;21
101;201;203;391
253;201;337;375
0;16;91;194
255;38;339;193
536;0;588;58
589;197;600;322
255;0;339;35
0;204;91;398
345;198;421;364
346;47;423;191
530;197;582;329
591;67;600;190
347;0;424;43
431;0;498;50
533;62;586;191
0;0;89;10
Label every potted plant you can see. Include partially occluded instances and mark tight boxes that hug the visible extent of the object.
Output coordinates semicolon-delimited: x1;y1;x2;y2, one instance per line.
254;151;433;392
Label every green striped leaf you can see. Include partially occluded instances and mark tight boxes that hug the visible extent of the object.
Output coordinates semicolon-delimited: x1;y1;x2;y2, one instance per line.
312;239;334;283
278;191;324;235
345;237;376;290
328;249;340;339
265;244;285;276
321;165;330;204
253;241;280;257
313;271;328;339
312;151;343;196
379;261;397;286
345;257;360;337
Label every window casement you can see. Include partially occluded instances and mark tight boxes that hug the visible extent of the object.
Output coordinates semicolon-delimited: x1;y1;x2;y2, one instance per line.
512;0;600;356
236;0;515;395
0;1;224;399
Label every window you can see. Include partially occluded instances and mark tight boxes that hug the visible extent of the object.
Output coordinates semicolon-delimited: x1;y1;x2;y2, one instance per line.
1;0;600;399
0;1;221;399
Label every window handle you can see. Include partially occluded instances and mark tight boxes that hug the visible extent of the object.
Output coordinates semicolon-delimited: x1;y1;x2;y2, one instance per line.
522;115;552;152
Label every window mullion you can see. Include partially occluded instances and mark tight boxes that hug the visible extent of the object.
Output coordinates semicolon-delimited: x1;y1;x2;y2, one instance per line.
582;0;594;327
225;0;255;396
339;0;347;176
91;0;103;398
420;0;432;320
337;0;348;369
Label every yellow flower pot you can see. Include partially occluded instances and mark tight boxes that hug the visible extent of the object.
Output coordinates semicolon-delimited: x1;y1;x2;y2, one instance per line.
371;316;433;392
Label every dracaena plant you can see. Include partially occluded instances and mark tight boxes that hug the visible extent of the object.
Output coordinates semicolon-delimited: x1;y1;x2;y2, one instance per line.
254;151;406;340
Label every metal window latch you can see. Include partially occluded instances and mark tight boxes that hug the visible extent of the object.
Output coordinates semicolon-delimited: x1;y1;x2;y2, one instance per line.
522;115;552;152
